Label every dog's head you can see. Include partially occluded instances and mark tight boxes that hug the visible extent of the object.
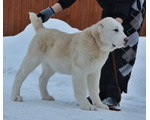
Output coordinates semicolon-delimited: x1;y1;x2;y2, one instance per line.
92;17;128;51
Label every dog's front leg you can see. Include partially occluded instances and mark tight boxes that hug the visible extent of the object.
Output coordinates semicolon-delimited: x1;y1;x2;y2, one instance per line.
72;67;97;111
87;69;109;110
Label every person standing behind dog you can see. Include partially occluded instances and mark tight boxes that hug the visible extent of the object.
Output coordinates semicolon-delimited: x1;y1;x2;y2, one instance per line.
37;0;146;108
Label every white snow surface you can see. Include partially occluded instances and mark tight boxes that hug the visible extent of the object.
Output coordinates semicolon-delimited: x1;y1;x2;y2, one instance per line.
3;18;146;120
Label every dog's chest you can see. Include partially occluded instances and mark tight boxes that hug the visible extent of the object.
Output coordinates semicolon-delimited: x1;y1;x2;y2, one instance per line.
88;54;108;74
87;57;106;74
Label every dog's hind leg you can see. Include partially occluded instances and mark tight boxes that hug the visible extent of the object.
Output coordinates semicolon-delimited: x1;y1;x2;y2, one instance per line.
39;61;55;101
11;53;42;102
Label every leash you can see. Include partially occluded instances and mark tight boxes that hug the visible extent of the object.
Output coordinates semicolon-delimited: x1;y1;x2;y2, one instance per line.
108;51;122;111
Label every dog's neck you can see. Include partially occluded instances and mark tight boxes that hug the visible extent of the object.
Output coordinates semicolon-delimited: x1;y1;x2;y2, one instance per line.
90;31;113;52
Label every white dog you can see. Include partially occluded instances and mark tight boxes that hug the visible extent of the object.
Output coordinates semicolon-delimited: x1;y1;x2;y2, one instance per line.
11;12;128;111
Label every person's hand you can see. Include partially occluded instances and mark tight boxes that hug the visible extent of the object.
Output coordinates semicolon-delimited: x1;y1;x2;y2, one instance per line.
37;7;55;23
115;17;123;24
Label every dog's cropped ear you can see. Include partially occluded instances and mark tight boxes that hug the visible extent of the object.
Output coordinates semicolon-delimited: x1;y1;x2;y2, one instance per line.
98;24;104;33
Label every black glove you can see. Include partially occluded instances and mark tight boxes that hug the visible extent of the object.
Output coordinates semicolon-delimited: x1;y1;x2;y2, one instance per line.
37;7;55;23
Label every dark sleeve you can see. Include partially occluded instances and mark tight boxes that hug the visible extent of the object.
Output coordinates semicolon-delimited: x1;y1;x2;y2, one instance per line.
57;0;76;9
113;0;133;20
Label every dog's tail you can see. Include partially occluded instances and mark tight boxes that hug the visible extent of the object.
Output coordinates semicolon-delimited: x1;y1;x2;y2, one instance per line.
29;12;44;33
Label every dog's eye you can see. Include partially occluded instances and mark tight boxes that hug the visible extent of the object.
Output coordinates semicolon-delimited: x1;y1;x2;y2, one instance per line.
113;29;118;32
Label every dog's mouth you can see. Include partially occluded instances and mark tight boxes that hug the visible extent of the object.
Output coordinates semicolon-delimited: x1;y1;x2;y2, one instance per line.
112;43;128;48
112;44;116;47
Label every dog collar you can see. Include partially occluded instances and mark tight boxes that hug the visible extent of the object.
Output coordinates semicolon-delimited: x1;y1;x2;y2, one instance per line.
91;34;99;49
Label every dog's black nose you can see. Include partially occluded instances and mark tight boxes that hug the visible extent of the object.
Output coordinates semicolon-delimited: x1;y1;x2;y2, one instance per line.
124;37;129;43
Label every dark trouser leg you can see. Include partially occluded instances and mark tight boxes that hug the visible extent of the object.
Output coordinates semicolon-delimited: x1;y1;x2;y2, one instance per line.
99;1;146;103
99;46;135;102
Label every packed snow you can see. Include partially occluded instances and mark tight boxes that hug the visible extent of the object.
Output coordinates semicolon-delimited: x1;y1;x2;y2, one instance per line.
3;18;146;120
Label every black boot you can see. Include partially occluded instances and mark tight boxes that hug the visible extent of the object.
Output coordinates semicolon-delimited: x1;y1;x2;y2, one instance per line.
87;96;120;110
87;96;119;106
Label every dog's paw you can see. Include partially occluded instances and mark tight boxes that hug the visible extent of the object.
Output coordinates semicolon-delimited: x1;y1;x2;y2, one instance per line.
11;95;23;102
80;103;97;111
42;95;55;101
95;103;109;110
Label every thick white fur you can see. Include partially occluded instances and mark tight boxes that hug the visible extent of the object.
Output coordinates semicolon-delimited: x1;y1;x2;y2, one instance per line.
11;12;127;111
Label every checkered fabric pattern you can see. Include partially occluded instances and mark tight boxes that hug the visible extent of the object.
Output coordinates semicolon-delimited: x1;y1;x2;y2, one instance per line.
99;0;146;101
118;1;146;78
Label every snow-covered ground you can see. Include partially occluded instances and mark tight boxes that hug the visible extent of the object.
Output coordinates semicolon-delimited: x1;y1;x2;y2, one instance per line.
3;18;146;120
